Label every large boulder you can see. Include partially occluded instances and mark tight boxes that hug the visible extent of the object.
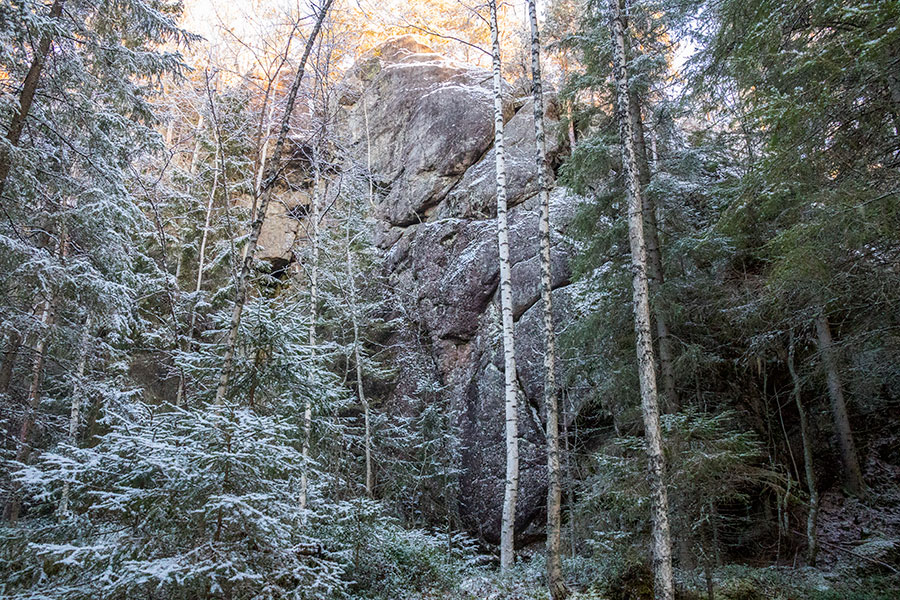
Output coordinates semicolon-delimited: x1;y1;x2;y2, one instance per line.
338;36;582;543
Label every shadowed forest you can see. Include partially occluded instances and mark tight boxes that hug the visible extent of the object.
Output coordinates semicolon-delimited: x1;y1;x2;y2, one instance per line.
1;0;899;599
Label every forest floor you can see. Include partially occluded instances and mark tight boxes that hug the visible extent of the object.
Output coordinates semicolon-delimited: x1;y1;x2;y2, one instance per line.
415;558;900;600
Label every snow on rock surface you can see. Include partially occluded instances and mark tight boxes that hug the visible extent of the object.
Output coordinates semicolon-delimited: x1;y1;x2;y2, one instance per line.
337;36;582;542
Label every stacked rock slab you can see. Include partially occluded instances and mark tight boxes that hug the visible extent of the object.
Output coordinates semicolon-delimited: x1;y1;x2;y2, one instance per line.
337;36;579;542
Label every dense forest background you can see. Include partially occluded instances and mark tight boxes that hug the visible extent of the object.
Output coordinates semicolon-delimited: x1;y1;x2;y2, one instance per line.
0;0;898;599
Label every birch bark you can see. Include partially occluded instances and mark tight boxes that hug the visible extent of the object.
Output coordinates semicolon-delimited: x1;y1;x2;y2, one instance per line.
347;226;373;496
300;163;321;516
176;138;221;406
59;316;92;517
608;1;674;597
525;0;567;595
489;0;520;571
619;2;676;411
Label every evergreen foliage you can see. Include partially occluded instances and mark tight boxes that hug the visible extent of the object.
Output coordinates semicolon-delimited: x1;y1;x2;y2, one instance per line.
1;0;899;597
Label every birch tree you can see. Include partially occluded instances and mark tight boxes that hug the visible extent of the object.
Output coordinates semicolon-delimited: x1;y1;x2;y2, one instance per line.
346;215;374;496
618;0;676;412
488;0;520;571
214;0;336;405
525;0;567;595
58;315;92;517
608;0;674;597
630;101;677;412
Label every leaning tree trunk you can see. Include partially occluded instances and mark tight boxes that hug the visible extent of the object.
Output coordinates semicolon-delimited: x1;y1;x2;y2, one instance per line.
0;0;65;199
788;331;819;565
214;0;334;405
814;311;865;496
489;0;520;571
525;0;567;596
608;1;675;598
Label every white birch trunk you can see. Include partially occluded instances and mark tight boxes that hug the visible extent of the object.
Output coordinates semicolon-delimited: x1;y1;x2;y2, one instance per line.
254;102;276;200
165;119;175;148
59;315;92;517
525;0;567;595
608;1;674;597
489;0;520;571
363;100;376;211
189;114;204;175
177;143;221;407
359;114;375;496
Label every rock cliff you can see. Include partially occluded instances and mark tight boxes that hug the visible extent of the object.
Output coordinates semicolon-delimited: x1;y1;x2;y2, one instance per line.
334;36;583;543
258;35;584;543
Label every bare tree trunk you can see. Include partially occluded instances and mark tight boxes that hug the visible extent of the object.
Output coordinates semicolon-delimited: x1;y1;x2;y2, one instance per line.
188;114;204;175
788;331;819;565
621;14;676;412
164;118;175;148
193;143;219;315
563;396;576;560
59;315;92;517
525;0;567;595
814;311;865;496
489;0;520;571
0;0;65;199
566;99;577;153
254;102;277;199
0;331;22;395
299;163;321;516
4;297;56;522
214;0;334;405
363;100;376;211
347;230;373;496
608;1;674;598
177;136;221;406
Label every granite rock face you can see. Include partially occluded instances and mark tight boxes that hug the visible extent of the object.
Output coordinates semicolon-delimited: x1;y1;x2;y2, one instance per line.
337;36;581;542
338;35;514;228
